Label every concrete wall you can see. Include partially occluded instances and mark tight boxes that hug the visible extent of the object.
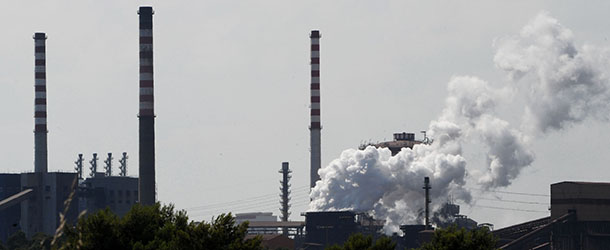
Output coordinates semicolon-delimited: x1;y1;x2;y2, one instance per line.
81;176;138;217
551;181;610;221
20;172;78;237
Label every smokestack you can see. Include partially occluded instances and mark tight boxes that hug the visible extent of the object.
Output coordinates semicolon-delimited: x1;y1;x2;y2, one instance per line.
119;152;128;177
138;6;156;206
74;154;84;181
423;177;431;229
104;153;113;177
309;30;321;189
33;32;48;173
89;153;98;178
279;162;292;236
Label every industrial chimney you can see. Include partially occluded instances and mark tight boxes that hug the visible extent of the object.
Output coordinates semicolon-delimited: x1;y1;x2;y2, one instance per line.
138;6;156;206
309;30;321;189
33;32;48;173
279;162;292;235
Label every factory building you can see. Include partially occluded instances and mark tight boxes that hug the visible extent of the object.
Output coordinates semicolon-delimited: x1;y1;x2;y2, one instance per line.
1;5;150;238
19;172;80;237
495;181;610;250
79;175;138;217
302;211;384;249
0;174;21;242
361;132;423;156
4;32;84;238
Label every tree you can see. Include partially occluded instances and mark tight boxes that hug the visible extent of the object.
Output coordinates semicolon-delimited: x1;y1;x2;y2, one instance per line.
61;203;263;250
1;231;51;250
327;233;396;250
416;225;497;250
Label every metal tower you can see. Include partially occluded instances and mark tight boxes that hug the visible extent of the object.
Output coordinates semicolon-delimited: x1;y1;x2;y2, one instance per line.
119;152;128;177
279;162;292;235
74;154;84;181
104;153;113;177
89;153;98;178
423;177;431;229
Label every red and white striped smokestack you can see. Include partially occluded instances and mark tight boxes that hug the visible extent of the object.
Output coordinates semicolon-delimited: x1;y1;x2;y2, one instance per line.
310;30;321;189
138;6;156;206
34;32;48;173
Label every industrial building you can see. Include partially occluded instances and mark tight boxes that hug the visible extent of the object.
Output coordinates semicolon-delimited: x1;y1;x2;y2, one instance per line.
302;211;384;249
0;174;21;242
360;132;424;156
79;175;138;217
494;181;610;249
1;6;151;240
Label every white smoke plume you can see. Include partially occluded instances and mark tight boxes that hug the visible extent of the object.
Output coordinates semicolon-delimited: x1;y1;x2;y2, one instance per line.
309;76;533;232
494;11;610;133
309;11;605;233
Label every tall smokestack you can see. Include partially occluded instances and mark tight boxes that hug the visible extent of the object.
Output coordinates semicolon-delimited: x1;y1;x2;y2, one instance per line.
138;6;156;206
310;30;321;189
33;32;48;173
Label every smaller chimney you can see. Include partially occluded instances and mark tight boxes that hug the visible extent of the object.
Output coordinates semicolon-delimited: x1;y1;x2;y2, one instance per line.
74;154;84;181
104;153;113;176
119;152;128;177
89;153;98;178
279;162;292;235
423;177;431;229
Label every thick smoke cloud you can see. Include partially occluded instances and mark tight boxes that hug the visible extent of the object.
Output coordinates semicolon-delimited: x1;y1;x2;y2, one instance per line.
494;11;610;133
309;76;533;232
310;11;603;232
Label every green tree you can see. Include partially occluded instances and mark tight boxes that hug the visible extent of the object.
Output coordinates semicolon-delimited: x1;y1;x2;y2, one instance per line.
416;225;497;250
327;233;396;250
2;231;51;250
61;203;262;250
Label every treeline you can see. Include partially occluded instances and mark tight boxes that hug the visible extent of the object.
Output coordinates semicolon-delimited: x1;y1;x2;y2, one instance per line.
1;204;497;250
1;204;262;250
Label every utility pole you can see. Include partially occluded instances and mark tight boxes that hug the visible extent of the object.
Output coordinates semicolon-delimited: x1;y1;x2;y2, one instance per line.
423;177;431;230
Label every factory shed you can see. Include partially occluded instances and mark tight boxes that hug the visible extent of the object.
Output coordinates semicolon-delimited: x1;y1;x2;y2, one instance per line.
494;181;610;250
361;132;423;156
245;234;293;250
0;174;22;242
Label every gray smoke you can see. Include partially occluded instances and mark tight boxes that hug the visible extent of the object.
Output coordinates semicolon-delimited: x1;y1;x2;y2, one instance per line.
494;11;610;133
310;11;605;233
